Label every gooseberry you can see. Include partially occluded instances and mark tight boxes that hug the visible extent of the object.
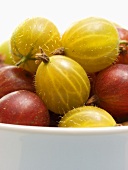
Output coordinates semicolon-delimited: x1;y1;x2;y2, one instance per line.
0;40;14;65
58;106;116;127
0;90;50;126
93;64;128;123
61;17;119;73
10;17;62;73
116;27;128;64
35;50;90;115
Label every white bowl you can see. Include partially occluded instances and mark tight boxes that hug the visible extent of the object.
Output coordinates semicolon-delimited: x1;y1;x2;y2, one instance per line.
0;123;128;170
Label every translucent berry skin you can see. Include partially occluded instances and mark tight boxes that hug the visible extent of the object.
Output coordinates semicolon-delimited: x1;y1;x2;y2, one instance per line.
10;17;62;73
58;106;116;128
35;55;90;115
62;17;119;73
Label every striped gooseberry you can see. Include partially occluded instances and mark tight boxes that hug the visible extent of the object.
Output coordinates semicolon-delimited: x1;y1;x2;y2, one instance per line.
58;106;116;127
10;17;62;73
61;17;120;73
35;50;90;115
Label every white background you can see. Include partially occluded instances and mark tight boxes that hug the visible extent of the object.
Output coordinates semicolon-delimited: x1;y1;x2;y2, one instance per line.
0;0;128;43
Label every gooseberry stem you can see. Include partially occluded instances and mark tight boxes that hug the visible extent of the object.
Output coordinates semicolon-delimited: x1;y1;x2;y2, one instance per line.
119;40;128;55
51;47;65;55
16;57;27;66
86;95;98;106
119;40;128;45
35;47;49;63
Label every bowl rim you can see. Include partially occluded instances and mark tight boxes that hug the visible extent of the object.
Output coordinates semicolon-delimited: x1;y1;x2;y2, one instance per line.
0;123;128;135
